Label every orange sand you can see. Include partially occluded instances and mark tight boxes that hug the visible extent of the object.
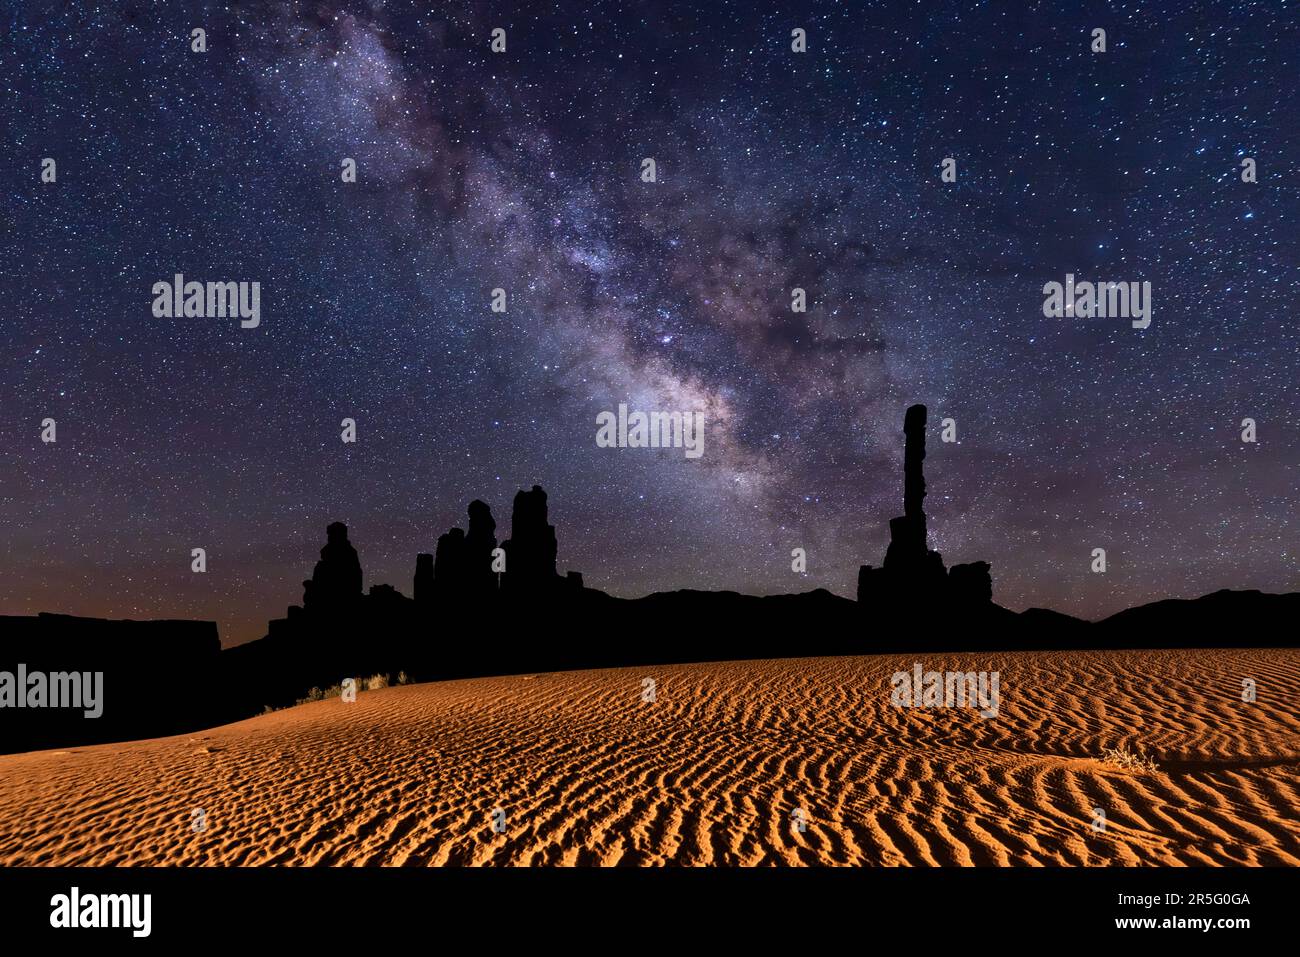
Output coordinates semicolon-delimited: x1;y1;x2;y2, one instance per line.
1;650;1297;865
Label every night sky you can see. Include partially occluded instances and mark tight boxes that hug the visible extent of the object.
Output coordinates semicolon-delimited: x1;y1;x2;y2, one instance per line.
2;1;1296;646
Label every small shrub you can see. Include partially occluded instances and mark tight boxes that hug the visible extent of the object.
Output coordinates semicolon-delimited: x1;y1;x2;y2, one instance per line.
294;684;343;706
281;673;405;708
1101;746;1160;774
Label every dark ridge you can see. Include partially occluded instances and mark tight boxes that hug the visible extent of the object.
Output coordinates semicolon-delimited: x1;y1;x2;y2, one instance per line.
1;407;1294;753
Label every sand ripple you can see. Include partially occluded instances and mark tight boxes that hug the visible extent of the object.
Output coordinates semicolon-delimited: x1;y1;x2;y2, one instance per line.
1;650;1297;866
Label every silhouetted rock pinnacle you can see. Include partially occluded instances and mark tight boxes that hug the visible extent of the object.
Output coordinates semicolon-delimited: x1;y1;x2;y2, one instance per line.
501;485;559;597
433;527;467;598
303;521;363;611
880;405;946;588
858;405;993;613
903;403;927;525
413;552;433;605
465;499;499;598
428;501;501;602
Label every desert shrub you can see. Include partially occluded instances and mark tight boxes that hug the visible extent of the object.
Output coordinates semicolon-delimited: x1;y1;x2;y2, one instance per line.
1101;746;1160;774
281;673;404;708
294;683;345;706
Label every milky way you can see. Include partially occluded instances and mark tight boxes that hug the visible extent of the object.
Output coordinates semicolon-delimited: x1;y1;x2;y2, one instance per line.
2;1;1296;644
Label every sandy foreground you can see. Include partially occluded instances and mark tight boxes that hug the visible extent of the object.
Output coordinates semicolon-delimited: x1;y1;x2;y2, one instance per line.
1;650;1297;866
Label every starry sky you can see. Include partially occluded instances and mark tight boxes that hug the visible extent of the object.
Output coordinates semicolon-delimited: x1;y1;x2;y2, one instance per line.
2;1;1296;646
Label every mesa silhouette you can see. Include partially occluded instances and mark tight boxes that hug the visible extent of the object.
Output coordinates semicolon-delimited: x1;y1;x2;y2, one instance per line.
1;404;1295;753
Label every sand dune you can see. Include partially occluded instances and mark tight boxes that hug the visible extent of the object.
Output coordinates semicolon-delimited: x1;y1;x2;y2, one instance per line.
1;650;1298;866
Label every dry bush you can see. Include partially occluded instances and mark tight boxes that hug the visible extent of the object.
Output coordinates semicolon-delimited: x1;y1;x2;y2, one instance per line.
1101;746;1160;774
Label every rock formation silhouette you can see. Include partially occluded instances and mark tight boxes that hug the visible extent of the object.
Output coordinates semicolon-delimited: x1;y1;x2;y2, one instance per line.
8;468;1299;754
302;521;363;611
433;527;468;598
464;499;499;599
949;561;994;605
500;485;560;597
429;500;500;602
413;552;433;605
902;404;927;525
859;404;993;612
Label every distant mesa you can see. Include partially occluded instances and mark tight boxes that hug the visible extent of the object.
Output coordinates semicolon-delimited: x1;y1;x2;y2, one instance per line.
857;404;993;613
0;615;220;753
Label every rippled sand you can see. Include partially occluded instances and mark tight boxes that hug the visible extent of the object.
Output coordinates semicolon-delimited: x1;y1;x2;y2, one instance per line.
1;650;1297;866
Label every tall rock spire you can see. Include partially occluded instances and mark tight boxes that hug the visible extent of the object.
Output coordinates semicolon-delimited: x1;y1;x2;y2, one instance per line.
903;404;927;530
858;403;980;611
883;404;933;571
